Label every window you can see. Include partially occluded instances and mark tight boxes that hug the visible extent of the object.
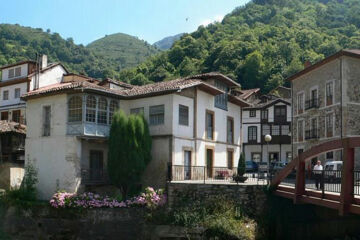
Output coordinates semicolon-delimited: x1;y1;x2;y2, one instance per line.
261;110;268;120
262;124;270;136
1;112;8;121
227;150;234;170
326;151;334;160
286;152;292;163
298;120;304;142
227;117;234;144
274;106;286;122
8;69;14;79
281;125;290;136
326;113;334;138
149;105;164;125
248;126;257;142
214;80;228;110
272;125;280;136
326;81;334;106
68;96;82;122
109;100;119;124
249;110;256;117
3;90;8;100
14;88;20;99
297;93;304;114
86;95;96;122
206;110;214;140
97;97;107;124
130;107;144;115
15;67;21;77
42;106;51;136
251;153;261;162
179;105;189;126
12;110;21;123
269;152;279;162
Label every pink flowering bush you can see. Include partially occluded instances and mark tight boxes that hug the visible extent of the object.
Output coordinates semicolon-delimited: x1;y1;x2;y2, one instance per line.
49;187;166;209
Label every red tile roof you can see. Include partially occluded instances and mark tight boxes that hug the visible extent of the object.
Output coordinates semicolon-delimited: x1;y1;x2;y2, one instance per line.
0;121;26;134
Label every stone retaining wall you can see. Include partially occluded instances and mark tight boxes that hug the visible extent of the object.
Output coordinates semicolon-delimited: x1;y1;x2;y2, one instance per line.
167;183;267;216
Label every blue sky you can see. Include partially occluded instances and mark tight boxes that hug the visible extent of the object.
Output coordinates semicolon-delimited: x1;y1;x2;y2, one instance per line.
0;0;250;45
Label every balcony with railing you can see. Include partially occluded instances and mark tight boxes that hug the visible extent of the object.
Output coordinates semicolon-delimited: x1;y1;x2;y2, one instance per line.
305;129;319;140
81;168;110;185
305;98;319;110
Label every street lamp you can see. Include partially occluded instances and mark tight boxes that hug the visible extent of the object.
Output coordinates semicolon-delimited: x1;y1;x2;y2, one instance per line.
265;134;272;184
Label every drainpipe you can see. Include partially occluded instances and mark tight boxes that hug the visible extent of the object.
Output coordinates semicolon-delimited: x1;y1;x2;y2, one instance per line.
291;81;294;161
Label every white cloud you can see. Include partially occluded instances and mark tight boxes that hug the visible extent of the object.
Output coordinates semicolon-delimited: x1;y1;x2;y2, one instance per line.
200;15;224;27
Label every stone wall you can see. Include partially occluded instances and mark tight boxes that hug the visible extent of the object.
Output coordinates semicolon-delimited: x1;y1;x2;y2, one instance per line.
167;183;267;217
1;206;146;240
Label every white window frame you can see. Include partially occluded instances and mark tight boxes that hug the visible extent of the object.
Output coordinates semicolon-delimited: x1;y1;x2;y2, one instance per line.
3;90;9;100
297;91;305;114
309;85;319;109
325;111;335;138
297;119;304;142
325;80;335;106
14;88;21;99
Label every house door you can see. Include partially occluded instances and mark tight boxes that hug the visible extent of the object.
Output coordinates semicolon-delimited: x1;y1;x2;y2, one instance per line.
206;149;213;178
184;151;191;180
269;152;279;162
90;150;104;181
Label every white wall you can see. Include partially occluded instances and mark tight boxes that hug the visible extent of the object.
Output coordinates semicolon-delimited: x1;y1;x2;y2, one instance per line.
30;65;66;90
1;64;28;81
172;94;194;138
0;82;27;107
25;94;81;200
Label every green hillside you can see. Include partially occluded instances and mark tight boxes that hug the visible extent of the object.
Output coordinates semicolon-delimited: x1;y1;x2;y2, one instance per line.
87;33;160;70
154;33;185;50
0;24;159;79
119;0;360;91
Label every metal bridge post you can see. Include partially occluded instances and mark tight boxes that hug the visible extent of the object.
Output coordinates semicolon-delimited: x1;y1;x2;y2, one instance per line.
294;157;305;204
339;140;355;216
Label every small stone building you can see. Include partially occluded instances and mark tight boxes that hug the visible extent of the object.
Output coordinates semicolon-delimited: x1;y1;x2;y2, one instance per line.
289;49;360;168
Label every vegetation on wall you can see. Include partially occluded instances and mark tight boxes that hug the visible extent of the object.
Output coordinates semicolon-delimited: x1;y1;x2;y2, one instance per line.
107;110;152;198
119;0;360;91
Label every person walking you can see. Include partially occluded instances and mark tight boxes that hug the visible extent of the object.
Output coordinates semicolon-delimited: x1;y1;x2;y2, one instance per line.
313;160;323;190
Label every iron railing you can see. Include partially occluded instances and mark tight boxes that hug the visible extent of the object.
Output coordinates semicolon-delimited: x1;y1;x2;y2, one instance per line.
304;170;342;193
305;98;319;110
168;165;268;184
81;168;109;185
354;171;360;196
305;129;320;140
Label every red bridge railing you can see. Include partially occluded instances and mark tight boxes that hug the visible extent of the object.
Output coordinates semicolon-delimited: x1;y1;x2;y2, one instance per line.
271;137;360;216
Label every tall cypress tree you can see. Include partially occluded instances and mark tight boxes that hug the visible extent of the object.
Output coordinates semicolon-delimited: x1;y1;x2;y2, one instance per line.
107;110;152;199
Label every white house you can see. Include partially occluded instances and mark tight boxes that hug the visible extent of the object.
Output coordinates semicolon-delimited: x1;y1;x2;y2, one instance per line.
22;72;249;199
0;56;67;190
0;55;67;124
242;91;292;165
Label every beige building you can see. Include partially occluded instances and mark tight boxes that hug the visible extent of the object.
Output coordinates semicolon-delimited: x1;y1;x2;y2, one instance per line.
289;49;360;167
22;73;249;199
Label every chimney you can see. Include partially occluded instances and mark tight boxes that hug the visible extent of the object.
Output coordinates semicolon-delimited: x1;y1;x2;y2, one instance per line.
41;55;48;69
304;60;312;69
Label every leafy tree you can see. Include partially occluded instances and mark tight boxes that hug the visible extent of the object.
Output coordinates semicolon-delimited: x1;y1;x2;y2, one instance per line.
107;110;152;198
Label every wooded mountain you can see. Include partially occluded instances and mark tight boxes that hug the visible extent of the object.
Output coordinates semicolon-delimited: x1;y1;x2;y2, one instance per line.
87;33;159;70
119;0;360;91
153;33;185;50
0;24;158;79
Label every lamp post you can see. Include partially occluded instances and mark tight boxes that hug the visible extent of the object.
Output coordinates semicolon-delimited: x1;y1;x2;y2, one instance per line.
265;134;272;184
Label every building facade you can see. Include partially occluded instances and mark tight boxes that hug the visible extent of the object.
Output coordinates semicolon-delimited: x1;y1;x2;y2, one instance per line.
242;93;292;165
22;73;249;199
290;49;360;168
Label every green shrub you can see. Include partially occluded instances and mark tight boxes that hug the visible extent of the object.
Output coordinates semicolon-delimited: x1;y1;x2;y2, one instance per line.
1;163;38;208
238;153;246;177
